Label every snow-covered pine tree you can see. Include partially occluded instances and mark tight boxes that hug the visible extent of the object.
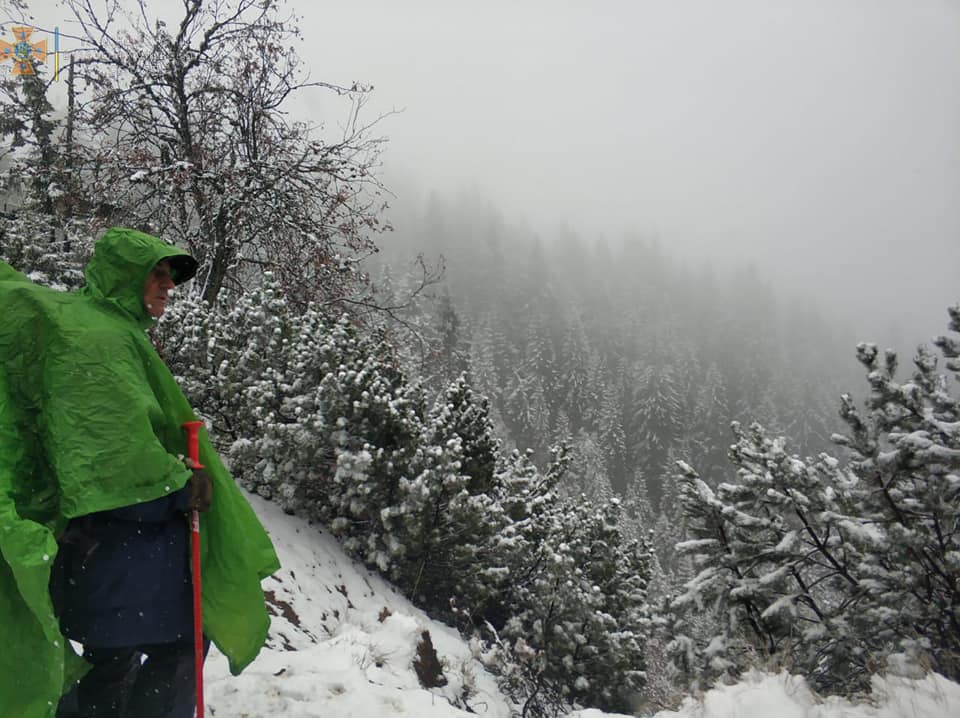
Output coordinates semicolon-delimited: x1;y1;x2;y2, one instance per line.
687;362;732;482
481;447;652;714
623;468;656;537
832;319;960;681
162;279;427;575
672;306;960;692
163;277;289;440
380;375;504;613
648;455;688;574
421;287;470;388
630;362;684;506
561;430;615;504
671;427;871;691
467;317;502;408
503;368;551;457
597;379;628;491
557;313;595;431
0;64;91;288
317;338;425;570
437;376;500;494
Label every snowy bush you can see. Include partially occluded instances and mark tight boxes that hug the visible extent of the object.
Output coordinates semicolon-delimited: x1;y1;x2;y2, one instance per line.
0;213;91;290
160;285;659;714
672;305;960;694
471;449;654;714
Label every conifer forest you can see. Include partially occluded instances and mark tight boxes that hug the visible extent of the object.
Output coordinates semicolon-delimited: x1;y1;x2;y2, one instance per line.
1;0;958;715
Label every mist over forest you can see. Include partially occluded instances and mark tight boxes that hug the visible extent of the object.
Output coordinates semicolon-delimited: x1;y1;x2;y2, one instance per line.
370;188;867;504
3;0;959;714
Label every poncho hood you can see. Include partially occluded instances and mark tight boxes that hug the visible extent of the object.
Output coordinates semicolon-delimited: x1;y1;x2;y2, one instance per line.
79;227;198;328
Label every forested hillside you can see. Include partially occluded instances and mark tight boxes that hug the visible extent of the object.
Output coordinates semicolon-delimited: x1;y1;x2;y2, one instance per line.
2;1;958;715
374;192;859;520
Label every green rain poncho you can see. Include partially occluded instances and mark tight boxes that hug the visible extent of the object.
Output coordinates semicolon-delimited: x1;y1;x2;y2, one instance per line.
0;228;280;717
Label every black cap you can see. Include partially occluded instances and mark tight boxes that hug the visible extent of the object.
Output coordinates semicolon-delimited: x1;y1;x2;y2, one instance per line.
167;254;199;285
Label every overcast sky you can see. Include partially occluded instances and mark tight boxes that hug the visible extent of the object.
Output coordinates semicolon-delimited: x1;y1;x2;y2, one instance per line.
298;0;960;346
19;0;960;347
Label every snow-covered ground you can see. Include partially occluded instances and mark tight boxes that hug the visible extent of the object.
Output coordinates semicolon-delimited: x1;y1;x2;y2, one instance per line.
206;493;960;718
204;493;513;717
651;671;960;718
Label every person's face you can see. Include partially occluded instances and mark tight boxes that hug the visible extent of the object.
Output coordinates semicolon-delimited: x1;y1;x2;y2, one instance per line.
144;260;175;318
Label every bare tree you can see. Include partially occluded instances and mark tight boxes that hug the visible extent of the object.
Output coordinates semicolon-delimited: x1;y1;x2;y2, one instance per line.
59;0;391;305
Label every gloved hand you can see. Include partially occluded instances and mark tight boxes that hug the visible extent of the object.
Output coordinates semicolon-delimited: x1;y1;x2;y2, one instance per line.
187;468;213;513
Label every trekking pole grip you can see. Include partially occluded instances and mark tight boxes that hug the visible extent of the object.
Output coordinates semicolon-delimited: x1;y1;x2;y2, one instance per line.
182;420;205;468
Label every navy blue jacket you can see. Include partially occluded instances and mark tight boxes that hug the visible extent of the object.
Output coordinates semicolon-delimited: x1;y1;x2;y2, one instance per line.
54;488;194;648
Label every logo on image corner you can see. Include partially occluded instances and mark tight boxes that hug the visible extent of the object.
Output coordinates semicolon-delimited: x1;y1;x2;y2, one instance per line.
0;26;54;77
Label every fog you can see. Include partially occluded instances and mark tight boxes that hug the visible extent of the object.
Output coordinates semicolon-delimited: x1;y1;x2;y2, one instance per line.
300;0;960;348
20;0;960;348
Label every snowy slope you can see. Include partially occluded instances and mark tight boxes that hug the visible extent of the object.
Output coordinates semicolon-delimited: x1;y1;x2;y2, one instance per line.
204;493;514;717
206;493;960;718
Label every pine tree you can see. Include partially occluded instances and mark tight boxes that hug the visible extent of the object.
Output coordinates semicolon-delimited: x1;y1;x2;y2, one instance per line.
0;63;90;288
597;380;628;492
688;362;732;482
495;484;652;713
623;468;655;535
504;368;550;455
832;328;960;680
557;313;594;431
466;317;493;389
671;306;960;692
631;362;684;504
561;430;614;503
422;288;469;387
382;376;505;613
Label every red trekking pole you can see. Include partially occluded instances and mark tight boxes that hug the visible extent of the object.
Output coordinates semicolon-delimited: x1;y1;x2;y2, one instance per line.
182;420;205;718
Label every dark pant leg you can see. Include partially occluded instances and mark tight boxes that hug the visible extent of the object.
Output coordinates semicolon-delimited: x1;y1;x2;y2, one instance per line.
55;689;79;718
72;646;140;718
126;639;208;718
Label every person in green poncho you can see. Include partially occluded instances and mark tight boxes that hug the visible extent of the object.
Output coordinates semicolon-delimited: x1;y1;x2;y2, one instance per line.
0;228;280;718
